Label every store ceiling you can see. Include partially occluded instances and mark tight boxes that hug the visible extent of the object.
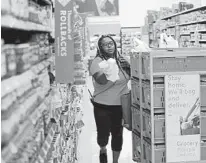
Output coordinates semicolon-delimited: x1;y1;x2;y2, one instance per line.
87;16;121;35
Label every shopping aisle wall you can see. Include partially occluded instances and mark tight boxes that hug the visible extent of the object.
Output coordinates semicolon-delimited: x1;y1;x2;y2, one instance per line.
77;76;135;163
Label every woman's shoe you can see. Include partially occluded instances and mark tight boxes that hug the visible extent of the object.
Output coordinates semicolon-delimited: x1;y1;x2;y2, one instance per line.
99;152;107;163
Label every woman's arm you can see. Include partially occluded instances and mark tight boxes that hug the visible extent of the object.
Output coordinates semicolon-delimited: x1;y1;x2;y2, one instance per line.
93;71;109;85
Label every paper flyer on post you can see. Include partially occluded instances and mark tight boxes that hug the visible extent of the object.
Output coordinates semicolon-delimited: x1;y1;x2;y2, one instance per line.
165;74;201;163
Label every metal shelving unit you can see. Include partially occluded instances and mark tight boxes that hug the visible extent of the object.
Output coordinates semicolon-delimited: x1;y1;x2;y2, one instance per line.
148;6;206;48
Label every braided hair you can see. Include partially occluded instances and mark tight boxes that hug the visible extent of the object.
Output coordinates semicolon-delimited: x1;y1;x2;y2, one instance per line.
96;35;131;77
96;35;119;65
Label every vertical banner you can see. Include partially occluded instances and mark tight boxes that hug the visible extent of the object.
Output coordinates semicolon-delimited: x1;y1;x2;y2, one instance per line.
55;0;74;83
165;74;201;162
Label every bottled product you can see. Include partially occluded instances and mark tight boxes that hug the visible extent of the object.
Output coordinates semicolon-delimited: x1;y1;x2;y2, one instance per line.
30;43;40;65
4;44;17;77
1;40;7;78
15;43;31;74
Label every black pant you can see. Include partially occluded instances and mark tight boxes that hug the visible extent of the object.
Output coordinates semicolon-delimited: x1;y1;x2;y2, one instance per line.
93;102;123;151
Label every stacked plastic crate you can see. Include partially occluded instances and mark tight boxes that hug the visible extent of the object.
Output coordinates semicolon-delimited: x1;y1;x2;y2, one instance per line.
130;48;206;163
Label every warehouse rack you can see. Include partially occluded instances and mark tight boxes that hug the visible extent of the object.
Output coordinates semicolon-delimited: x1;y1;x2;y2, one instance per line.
1;0;87;162
130;48;206;163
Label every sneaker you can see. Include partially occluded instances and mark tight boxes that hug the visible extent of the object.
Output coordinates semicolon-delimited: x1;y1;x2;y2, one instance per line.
99;152;107;163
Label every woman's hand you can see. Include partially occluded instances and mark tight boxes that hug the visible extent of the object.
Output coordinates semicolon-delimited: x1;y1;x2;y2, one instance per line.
93;71;109;85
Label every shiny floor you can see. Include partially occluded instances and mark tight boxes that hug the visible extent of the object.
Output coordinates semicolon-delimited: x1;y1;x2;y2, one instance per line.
77;77;135;163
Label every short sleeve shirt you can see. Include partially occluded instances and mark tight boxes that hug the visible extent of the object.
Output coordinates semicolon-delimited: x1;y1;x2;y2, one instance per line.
90;57;130;105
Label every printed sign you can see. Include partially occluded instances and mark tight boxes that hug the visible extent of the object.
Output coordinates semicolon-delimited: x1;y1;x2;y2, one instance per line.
74;0;119;16
55;0;74;83
165;74;201;162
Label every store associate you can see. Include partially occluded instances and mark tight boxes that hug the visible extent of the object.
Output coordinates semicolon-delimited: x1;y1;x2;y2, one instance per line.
90;35;130;163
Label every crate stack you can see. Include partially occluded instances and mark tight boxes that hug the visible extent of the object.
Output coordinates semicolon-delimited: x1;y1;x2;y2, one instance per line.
130;48;206;163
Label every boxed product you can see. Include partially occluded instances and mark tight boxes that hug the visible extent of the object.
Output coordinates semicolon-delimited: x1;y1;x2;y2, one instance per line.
1;40;7;79
15;43;32;74
4;44;17;78
1;0;10;14
11;0;29;19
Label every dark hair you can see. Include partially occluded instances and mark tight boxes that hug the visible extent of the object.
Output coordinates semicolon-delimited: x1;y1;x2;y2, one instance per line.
96;35;117;58
96;35;120;67
96;35;131;78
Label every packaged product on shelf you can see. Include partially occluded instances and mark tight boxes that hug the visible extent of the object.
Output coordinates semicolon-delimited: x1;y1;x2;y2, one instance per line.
1;114;20;148
1;0;10;14
30;42;40;65
74;54;83;62
17;92;39;124
39;7;47;26
179;2;193;12
159;7;173;18
198;24;206;30
37;75;50;99
10;0;28;18
38;47;45;61
1;40;7;79
20;0;29;19
1;78;19;120
74;41;83;48
74;69;86;78
15;43;32;74
74;62;84;70
4;44;17;78
28;0;40;23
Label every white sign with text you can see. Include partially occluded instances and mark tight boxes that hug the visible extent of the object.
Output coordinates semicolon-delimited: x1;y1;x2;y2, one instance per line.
165;74;200;162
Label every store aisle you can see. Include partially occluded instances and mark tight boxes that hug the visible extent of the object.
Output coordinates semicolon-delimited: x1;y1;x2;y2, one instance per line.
78;76;135;163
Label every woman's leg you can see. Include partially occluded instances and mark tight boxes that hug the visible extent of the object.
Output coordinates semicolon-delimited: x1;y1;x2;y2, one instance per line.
111;106;123;163
94;105;111;163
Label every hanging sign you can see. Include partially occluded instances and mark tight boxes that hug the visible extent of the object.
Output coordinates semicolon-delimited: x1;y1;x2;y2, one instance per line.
55;0;74;83
165;74;201;162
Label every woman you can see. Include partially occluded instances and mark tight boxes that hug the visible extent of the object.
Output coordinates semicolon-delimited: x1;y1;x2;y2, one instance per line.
90;35;130;163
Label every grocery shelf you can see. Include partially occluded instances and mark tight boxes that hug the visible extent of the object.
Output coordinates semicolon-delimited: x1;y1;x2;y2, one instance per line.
1;120;32;161
178;19;206;26
37;124;56;162
166;24;176;28
161;5;206;20
1;15;52;32
180;33;191;35
198;30;206;32
148;3;206;48
165;19;206;29
180;30;206;34
1;57;51;97
41;0;52;5
153;71;206;77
